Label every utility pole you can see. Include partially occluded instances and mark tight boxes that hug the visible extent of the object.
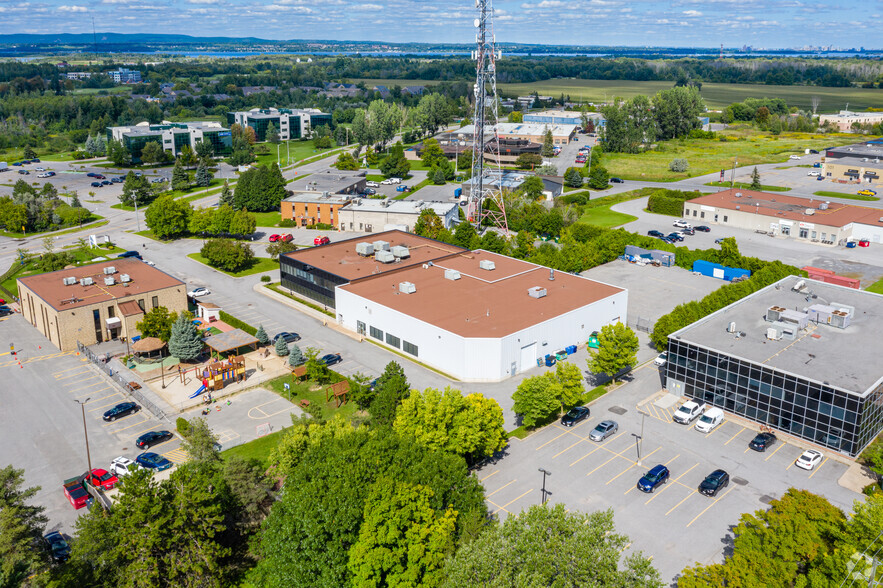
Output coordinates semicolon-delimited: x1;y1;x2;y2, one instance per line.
730;157;738;189
73;398;93;474
538;468;551;504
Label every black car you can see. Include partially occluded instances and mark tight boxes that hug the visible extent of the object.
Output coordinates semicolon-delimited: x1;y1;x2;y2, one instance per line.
100;180;111;186
648;230;665;238
609;177;625;183
694;225;711;232
273;332;301;344
320;353;342;366
698;469;730;496
561;406;590;427
808;149;819;154
102;402;140;422
749;432;777;452
667;232;684;242
135;430;173;449
86;172;98;177
90;181;102;187
44;532;70;563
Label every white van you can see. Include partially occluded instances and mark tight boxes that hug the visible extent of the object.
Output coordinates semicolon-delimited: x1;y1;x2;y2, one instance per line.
695;407;724;433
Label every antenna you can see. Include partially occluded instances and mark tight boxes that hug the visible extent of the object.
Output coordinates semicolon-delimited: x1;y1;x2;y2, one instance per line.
91;16;98;56
467;0;509;236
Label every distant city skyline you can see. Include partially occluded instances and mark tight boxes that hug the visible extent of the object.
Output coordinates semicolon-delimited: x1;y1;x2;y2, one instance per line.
4;0;879;49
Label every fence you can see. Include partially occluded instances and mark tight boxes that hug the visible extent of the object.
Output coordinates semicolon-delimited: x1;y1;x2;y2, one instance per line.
77;341;168;422
630;316;653;333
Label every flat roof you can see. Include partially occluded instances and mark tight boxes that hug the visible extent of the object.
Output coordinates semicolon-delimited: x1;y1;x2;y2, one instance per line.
671;275;883;395
281;230;466;281
342;199;457;216
457;123;579;137
284;191;352;205
288;169;365;193
18;258;185;312
687;188;883;229
827;143;883;158
339;250;625;338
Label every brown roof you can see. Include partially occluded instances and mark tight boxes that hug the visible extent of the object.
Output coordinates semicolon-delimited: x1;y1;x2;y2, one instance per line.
339;250;625;338
18;258;185;312
198;302;221;309
132;337;165;353
202;329;258;353
688;189;883;228
117;300;144;317
281;230;467;281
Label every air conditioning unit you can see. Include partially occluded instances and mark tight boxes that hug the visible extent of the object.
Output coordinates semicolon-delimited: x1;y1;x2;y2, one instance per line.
119;274;131;283
805;209;815;215
62;277;77;286
104;266;116;275
374;250;395;264
735;192;742;198
399;281;416;294
830;311;850;329
444;269;461;281
391;245;410;259
766;305;785;322
792;279;806;292
819;201;829;210
528;286;547;299
479;260;496;271
79;277;93;286
372;240;390;251
766;328;782;340
355;242;374;256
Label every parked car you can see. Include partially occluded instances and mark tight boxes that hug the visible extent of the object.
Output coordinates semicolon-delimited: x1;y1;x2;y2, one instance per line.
90;181;101;187
44;532;71;562
19;170;30;175
817;175;824;181
273;332;301;344
808;171;821;177
795;449;824;471
748;431;777;452
102;401;140;422
789;155;801;160
366;181;380;187
363;188;377;196
589;420;618;441
83;468;118;491
695;407;725;433
637;464;670;493
280;234;294;243
151;177;166;184
11;162;22;166
659;236;675;245
808;149;819;154
37;172;52;178
100;180;111;186
35;167;45;172
609;177;624;183
858;189;877;196
86;172;98;177
698;469;730;497
94;174;105;179
673;219;692;229
667;232;684;242
714;237;725;244
560;406;590;427
136;452;172;471
648;230;665;238
111;176;124;183
187;287;210;298
109;456;136;477
268;234;281;242
135;430;173;449
673;401;707;425
31;158;40;163
654;352;667;366
694;225;711;232
320;353;342;366
314;236;331;246
381;177;401;185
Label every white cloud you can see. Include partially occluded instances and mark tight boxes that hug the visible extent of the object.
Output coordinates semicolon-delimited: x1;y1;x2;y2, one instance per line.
57;5;88;11
683;10;702;16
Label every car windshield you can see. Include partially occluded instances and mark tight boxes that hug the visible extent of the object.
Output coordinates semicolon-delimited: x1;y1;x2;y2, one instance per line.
644;470;662;482
566;409;582;418
699;415;713;423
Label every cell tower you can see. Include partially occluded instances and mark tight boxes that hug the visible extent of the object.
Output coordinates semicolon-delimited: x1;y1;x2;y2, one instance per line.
467;0;509;235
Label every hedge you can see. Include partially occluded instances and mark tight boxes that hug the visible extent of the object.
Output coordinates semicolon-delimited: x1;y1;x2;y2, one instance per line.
646;188;704;217
219;311;257;336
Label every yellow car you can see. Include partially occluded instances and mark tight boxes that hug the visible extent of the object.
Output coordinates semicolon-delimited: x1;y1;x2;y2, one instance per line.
858;189;877;196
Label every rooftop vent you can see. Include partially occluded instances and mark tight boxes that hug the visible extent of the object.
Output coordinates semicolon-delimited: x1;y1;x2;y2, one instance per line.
374;250;395;264
119;274;131;283
399;281;416;294
805;209;815;215
792;279;806;292
104;277;115;286
444;269;461;281
735;192;742;198
62;277;77;286
479;259;496;271
104;266;116;275
727;321;737;333
528;286;547;299
735;205;740;210
372;240;390;251
355;242;374;257
819;201;829;210
391;245;410;259
549;268;555;281
79;277;93;286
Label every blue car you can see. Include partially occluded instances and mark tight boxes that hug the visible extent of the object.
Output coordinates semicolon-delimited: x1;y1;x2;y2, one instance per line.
637;464;670;493
136;452;172;471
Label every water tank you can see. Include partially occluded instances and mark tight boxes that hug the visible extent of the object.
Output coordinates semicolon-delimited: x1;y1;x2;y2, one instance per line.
399;281;416;294
355;242;374;256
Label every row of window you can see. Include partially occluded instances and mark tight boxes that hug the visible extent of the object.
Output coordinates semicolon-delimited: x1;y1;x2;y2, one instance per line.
367;324;418;357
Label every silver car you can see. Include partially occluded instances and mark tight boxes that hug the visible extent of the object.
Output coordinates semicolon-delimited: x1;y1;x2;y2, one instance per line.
589;420;619;442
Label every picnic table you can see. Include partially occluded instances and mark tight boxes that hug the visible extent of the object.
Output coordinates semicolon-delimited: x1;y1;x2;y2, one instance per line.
126;382;142;391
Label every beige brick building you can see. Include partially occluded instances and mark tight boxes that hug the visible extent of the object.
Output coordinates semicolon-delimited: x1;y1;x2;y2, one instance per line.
17;258;188;351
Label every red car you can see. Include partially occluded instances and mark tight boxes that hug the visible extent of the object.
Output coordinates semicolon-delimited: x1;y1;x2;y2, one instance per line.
84;468;118;491
281;234;294;243
314;236;330;246
268;234;281;243
63;478;90;509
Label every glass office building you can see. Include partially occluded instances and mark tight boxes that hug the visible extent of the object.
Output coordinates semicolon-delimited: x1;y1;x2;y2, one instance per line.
107;122;232;162
227;108;330;142
664;276;883;457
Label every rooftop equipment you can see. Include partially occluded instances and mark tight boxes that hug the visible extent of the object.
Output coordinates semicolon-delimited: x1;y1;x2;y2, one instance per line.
479;259;496;271
79;277;93;286
374;250;395;264
120;274;131;283
355;242;374;257
399;281;416;294
372;240;390;251
103;277;115;286
63;277;77;286
104;266;116;275
528;286;547;299
391;245;410;259
444;269;461;281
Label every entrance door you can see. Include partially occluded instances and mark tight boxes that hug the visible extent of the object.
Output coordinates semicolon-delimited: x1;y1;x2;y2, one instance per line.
520;342;537;371
668;379;685;396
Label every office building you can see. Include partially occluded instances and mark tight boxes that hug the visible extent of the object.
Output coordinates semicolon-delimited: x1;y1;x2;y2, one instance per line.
337;199;458;233
106;121;232;162
823;141;882;185
819;111;883;132
107;68;142;84
524;109;606;128
226;107;332;142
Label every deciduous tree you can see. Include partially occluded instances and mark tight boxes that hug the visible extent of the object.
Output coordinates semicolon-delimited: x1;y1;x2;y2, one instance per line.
369;361;411;427
414;208;445;240
136;306;177;342
588;322;639;383
179;418;221;465
541;127;555;158
145;194;192;240
199;239;254;272
512;372;561;428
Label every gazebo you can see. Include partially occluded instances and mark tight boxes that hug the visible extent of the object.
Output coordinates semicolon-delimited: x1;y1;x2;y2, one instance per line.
202;328;259;359
131;336;166;359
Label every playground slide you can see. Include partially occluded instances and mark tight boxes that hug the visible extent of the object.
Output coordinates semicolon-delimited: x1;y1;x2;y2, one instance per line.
189;385;206;400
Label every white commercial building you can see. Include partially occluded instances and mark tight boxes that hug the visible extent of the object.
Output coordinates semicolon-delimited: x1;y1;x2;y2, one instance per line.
455;122;580;145
337;199;459;233
819;110;883;132
335;249;627;382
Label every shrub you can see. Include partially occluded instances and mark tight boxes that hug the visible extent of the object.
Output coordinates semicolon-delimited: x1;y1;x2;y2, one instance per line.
260;275;272;283
176;417;191;437
200;239;254;272
646;188;701;216
218;311;257;336
278;219;297;228
862;482;881;496
669;158;689;172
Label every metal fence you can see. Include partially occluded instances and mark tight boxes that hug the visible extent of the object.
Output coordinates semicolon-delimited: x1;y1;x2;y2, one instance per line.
631;316;653;333
76;341;168;422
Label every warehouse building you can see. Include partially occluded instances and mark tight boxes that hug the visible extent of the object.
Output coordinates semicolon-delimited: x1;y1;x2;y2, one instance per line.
106;121;232;161
226;107;332;142
337;199;458;233
335;249;627;381
664;275;883;457
823;141;882;186
17;259;188;351
819;111;883;132
455;122;579;145
460;170;563;200
524;109;605;128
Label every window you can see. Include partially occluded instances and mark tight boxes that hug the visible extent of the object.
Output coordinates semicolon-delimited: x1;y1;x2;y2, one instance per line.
356;321;366;335
403;341;418;357
151;296;159;309
137;299;145;310
723;216;728;223
700;211;705;219
370;326;383;341
386;333;401;348
107;306;115;318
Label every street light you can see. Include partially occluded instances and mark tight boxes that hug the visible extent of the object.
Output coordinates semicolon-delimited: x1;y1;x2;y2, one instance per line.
538;468;551;504
634;410;648;465
73;398;93;474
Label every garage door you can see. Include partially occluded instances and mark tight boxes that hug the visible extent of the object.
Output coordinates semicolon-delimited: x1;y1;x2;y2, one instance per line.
520;342;537;372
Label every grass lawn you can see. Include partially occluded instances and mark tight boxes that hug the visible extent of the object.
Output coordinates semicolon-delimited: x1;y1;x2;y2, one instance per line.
366;174;385;182
602;130;858;182
251;211;283;226
221;428;287;469
704;181;791;192
254;141;339;168
397;178;433;199
813;190;880;201
866;278;883;295
187;253;278;277
262;372;359;422
72;86;132;96
577;206;637;228
0;215;105;239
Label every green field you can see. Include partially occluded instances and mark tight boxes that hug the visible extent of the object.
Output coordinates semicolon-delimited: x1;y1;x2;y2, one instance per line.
577;206;636;228
251;211;283;227
704;181;791;192
866;277;883;295
221;428;287;468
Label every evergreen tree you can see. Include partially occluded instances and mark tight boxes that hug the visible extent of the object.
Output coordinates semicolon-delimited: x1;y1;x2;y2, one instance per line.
171;158;190;191
369;361;411;427
85;135;97;155
255;324;270;346
274;337;289;356
168;313;204;362
219;180;234;207
541;127;555;158
195;161;213;188
23;146;36;160
70;192;82;208
379;141;411;178
266;122;280;144
432;167;447;185
564;167;584;188
289;344;305;367
0;465;48;586
750;166;762;190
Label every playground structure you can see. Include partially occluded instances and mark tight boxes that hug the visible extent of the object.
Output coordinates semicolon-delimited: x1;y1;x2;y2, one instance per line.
188;356;246;399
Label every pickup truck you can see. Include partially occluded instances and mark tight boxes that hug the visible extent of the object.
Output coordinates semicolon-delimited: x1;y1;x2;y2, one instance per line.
673;401;708;425
62;477;91;509
694;407;724;433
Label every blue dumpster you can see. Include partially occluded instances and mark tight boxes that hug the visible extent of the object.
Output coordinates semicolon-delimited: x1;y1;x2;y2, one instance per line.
544;355;557;367
846;241;857;248
565;345;577;355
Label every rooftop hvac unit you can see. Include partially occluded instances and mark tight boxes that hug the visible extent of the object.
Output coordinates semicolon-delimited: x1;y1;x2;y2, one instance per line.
444;269;461;281
819;201;829;210
792;279;806;292
831;303;855;318
104;266;116;275
119;274;131;283
374;250;395;264
391;245;410;259
79;277;93;286
399;281;416;294
528;286;547;299
104;277;115;286
766;328;782;341
805;209;815;215
766;305;786;322
372;240;390;251
479;259;496;271
830;311;850;329
413;200;424;208
62;277;77;286
727;321;737;333
735;192;742;198
355;242;374;256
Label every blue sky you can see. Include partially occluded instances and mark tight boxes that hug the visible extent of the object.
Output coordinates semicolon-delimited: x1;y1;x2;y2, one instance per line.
2;0;880;48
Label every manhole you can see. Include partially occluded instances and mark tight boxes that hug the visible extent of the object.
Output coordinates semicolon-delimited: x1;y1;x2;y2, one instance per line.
732;477;748;486
759;494;773;504
608;406;628;415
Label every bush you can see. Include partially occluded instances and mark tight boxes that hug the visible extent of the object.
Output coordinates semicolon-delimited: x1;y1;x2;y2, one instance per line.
278;219;297;228
646;188;701;216
260;275;272;283
669;158;689;172
218;311;257;336
559;191;590;206
200;239;255;272
176;417;191;437
306;223;334;230
862;482;881;496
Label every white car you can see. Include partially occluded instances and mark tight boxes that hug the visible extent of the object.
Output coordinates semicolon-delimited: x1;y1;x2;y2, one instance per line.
673;219;692;229
109;456;136;477
795;449;823;471
35;167;45;172
365;181;379;188
143;260;155;267
807;171;821;176
37;172;52;178
187;287;210;298
789;155;802;160
654;352;667;366
381;177;401;185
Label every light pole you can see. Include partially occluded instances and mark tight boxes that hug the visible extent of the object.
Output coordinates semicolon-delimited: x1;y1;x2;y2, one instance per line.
538;468;551;504
730;157;738;189
634;410;648;465
73;398;93;474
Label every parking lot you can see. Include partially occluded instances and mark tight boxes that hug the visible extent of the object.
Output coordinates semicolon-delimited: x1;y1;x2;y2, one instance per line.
476;363;862;585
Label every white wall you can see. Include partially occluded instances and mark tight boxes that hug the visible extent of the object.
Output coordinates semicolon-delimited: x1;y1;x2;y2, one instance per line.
849;223;883;243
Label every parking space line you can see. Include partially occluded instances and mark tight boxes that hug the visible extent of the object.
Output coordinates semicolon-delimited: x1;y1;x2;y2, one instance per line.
129;425;161;439
480;470;499;482
486;479;517;498
665;454;681;466
605;461;637;485
64;378;102;393
645;463;697;504
87;394;125;410
75;386;112;399
665;489;697;516
536;430;572;451
163;448;189;464
105;416;150;434
725;427;746;445
552;438;588;459
485;498;508;515
568;431;627;467
494;489;533;514
808;457;829;479
53;365;88;375
686;486;734;528
100;411;143;426
764;441;788;461
54;369;92;381
704;422;725;438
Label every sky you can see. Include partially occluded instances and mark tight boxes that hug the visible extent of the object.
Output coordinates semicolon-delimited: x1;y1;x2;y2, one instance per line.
1;0;881;49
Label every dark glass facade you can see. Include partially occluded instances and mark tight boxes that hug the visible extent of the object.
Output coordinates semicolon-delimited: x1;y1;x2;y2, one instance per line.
279;254;347;309
664;338;883;457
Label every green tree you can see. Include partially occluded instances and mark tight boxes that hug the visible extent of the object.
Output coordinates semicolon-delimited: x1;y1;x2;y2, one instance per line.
119;171;152;207
179;418;221;465
0;465;47;587
369;361;411;427
516;152;543;169
414;93;450;137
555;361;586;407
420;138;447;168
564;167;584;188
233;165;287;212
219;179;233;207
452;221;479;249
335;152;360;171
266;241;297;260
136;306;177;342
265;122;280;144
228;209;256;236
750;166;762;190
520;175;546;200
200;239;254;272
274;336;289;356
442;504;661;588
171;158;191;191
107;139;132;167
508;110;523;123
512;372;562;427
351;109;373;146
379;141;411;179
168;313;203;362
432;166;447;185
145;194;192;240
588;322;639;383
653;86;705;140
414;208;445;240
541;127;555;158
393;388;507;460
288;344;305;367
195;138;214;161
348;478;457;587
303;346;332;384
140;140;167;166
194;161;213;188
255;324;270;346
179;145;198;168
588;164;610;190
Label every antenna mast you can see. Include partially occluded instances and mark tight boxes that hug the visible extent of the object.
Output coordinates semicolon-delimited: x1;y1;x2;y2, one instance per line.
468;0;509;236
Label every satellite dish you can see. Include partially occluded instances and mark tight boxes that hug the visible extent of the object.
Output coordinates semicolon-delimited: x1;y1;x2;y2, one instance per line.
474;18;481;27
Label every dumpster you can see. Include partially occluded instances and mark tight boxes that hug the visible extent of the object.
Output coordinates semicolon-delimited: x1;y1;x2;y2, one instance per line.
565;345;577;355
555;349;567;361
544;355;557;367
846;241;857;249
587;332;600;349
